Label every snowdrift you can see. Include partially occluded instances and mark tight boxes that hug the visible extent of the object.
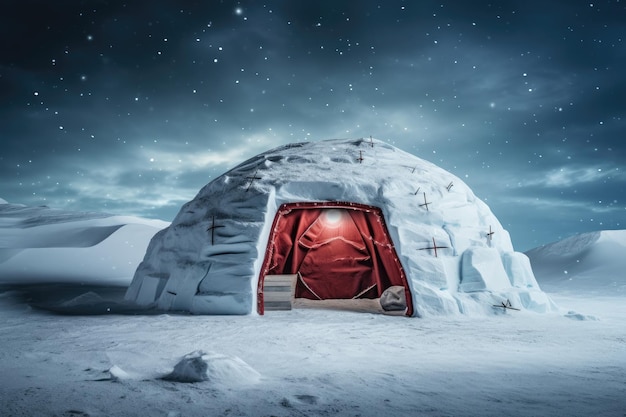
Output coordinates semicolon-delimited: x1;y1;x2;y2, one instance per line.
126;138;555;316
0;201;168;286
527;230;626;295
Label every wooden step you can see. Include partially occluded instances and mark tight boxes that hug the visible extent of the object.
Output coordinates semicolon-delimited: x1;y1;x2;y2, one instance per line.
263;274;297;311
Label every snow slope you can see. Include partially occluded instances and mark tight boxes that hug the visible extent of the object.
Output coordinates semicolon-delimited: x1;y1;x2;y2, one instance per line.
127;138;553;316
527;230;626;295
0;200;168;286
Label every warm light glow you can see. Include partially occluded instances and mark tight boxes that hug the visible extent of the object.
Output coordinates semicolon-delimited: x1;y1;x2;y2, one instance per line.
323;209;343;226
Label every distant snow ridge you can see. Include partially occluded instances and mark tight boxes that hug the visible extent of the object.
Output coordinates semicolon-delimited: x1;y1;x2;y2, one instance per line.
526;230;626;294
126;138;555;316
0;202;168;286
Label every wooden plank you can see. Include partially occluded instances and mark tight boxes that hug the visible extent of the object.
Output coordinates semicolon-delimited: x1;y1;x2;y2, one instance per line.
263;274;296;311
264;292;293;302
264;301;292;310
264;285;293;290
264;284;293;290
264;276;295;285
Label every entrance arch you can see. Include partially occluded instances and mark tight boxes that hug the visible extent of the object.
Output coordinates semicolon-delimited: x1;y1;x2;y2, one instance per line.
257;202;413;316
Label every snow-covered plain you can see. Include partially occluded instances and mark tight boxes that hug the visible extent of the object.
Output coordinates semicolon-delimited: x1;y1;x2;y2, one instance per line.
1;202;625;416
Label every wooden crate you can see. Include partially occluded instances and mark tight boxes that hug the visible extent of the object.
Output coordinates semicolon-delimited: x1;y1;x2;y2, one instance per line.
263;274;297;311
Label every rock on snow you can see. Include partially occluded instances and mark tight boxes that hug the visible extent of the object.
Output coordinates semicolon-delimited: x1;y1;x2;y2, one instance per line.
161;350;261;384
126;138;555;316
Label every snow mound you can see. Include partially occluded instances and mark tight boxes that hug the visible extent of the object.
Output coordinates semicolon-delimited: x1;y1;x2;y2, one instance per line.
104;349;260;385
126;138;555;316
162;350;261;384
564;310;599;321
109;364;139;381
0;203;169;286
526;230;626;295
61;291;105;307
162;350;209;383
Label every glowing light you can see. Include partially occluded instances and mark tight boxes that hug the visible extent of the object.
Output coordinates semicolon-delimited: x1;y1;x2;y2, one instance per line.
323;209;343;226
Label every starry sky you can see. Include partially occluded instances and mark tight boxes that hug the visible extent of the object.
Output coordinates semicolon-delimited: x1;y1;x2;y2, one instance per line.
1;1;624;251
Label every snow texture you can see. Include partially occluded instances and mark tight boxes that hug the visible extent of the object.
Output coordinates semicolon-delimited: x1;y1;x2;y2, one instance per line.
0;202;168;286
126;138;554;316
0;199;625;416
527;229;626;295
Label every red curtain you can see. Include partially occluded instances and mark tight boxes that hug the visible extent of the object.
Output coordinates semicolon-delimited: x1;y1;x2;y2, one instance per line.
267;207;406;301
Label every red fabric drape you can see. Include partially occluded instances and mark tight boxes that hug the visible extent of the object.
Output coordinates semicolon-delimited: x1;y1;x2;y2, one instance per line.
267;207;406;301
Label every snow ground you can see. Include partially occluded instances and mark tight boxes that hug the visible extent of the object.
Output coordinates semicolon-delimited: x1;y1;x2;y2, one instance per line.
0;285;624;417
1;200;624;416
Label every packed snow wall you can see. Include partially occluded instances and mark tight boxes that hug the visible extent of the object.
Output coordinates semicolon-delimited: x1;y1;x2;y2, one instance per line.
125;138;555;316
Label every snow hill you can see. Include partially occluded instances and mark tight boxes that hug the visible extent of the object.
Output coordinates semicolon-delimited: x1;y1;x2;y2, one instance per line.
527;230;626;295
0;200;168;287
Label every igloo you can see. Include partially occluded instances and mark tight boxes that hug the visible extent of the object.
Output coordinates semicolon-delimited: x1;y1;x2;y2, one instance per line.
125;138;555;316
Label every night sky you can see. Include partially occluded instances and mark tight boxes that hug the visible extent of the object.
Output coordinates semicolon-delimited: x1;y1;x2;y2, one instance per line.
1;1;624;251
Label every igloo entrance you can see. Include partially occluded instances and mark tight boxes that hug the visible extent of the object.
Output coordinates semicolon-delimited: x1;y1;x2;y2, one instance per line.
257;202;413;316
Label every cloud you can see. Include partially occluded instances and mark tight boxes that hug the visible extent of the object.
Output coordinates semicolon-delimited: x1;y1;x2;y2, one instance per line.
499;194;621;214
1;1;623;249
518;165;625;189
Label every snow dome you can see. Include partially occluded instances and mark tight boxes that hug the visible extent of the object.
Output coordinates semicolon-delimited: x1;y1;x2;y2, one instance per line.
125;138;554;317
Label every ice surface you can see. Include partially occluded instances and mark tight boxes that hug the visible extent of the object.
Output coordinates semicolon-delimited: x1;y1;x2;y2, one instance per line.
126;138;553;316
